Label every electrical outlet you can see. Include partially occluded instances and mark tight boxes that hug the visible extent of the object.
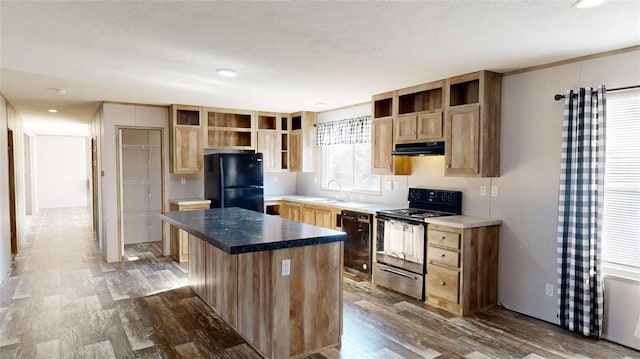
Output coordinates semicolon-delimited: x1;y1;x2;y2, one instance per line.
393;180;400;190
491;185;498;197
545;283;554;296
480;185;487;197
384;180;393;190
180;177;186;185
281;259;291;276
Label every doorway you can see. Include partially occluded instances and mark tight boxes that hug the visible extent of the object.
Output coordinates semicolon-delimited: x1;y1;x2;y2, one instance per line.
116;128;164;260
7;129;17;254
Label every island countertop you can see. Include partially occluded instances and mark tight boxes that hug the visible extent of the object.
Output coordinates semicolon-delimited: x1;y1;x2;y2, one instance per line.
159;207;346;254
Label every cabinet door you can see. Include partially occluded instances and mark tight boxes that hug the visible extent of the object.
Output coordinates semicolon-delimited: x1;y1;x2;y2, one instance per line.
372;117;410;175
394;115;417;143
371;118;394;174
315;208;332;229
445;106;480;176
290;131;302;172
174;126;203;173
257;130;279;172
417;112;443;140
301;207;316;225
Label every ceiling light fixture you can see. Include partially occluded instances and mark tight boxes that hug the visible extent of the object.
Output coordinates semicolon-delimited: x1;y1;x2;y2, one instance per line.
48;109;58;113
216;68;237;78
48;87;68;94
573;0;605;9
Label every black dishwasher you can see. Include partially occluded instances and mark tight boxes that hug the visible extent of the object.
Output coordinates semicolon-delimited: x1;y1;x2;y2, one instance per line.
341;210;372;276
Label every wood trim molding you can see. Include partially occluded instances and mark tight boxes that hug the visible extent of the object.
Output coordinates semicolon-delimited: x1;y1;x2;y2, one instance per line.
504;45;640;77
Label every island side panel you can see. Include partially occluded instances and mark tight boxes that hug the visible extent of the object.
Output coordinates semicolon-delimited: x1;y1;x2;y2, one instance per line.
188;234;206;298
204;240;238;327
237;249;274;358
237;241;343;359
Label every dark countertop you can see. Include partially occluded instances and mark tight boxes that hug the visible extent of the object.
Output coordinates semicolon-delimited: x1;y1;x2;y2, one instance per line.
160;207;346;255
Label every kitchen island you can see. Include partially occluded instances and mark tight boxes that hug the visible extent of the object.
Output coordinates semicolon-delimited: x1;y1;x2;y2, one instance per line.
160;207;346;359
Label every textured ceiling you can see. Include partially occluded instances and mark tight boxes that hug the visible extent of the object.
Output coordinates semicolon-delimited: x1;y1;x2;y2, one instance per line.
1;1;639;135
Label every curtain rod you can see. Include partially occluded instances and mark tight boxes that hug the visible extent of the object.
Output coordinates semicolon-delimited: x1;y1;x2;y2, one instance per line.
554;85;640;101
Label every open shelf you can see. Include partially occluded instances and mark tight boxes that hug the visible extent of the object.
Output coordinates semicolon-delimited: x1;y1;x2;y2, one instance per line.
398;88;442;114
208;112;252;128
449;79;480;106
176;109;200;126
374;98;393;118
208;130;252;148
258;114;277;130
291;115;302;131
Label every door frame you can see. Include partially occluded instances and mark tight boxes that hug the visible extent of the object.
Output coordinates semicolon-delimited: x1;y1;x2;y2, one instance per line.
91;137;98;234
7;129;18;254
115;126;165;260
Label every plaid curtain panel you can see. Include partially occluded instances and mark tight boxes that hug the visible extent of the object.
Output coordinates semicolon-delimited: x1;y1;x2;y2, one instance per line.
316;116;371;146
557;86;606;338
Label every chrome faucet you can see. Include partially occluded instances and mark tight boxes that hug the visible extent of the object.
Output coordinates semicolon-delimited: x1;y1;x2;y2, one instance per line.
327;179;350;202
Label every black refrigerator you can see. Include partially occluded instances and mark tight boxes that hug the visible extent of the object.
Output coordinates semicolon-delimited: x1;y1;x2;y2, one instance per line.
204;153;264;213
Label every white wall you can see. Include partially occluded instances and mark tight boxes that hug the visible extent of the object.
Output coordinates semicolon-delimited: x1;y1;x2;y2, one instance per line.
0;95;11;282
35;135;88;208
495;49;640;349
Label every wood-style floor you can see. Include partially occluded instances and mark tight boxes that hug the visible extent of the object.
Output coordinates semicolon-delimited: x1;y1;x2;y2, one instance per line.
0;208;638;359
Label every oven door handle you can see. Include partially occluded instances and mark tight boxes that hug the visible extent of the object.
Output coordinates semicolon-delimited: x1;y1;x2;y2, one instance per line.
378;266;419;281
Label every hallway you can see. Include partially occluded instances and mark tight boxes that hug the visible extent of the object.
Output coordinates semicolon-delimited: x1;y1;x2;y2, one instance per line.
0;208;638;358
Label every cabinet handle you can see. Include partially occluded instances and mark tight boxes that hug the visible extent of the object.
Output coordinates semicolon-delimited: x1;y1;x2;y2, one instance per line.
440;236;446;240
440;281;446;286
446;164;451;169
440;254;446;258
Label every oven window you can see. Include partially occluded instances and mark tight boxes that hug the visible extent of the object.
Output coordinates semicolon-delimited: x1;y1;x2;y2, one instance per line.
376;219;425;274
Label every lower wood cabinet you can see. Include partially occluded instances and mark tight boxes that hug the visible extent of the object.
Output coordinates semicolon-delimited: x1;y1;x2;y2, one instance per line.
280;201;302;222
169;200;211;262
425;223;499;315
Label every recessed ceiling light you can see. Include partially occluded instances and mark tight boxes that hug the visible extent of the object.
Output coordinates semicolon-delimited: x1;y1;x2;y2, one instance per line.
48;109;58;113
216;68;237;78
573;0;605;8
315;103;328;109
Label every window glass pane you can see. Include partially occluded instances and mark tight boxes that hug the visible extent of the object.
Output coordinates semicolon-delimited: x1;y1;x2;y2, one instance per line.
322;144;354;191
602;90;640;277
353;143;380;192
321;143;380;193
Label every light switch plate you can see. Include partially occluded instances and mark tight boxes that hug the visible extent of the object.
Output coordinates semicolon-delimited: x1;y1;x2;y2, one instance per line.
480;185;487;197
491;185;498;197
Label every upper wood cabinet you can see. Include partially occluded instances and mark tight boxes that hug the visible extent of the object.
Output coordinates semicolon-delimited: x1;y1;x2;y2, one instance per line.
371;91;411;175
289;112;317;173
256;112;291;173
203;107;256;150
169;105;203;173
395;81;444;144
444;71;501;177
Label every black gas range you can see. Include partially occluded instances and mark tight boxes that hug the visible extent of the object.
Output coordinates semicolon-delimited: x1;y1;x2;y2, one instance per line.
377;188;462;222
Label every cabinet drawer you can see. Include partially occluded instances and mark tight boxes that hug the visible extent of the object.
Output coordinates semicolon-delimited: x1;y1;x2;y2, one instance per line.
427;229;460;249
427;265;459;303
427;246;459;268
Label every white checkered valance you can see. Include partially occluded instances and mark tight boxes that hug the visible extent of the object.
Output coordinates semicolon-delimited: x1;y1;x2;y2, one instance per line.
316;116;371;146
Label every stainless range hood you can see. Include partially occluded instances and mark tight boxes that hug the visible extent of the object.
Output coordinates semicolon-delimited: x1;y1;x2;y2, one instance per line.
391;141;445;156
